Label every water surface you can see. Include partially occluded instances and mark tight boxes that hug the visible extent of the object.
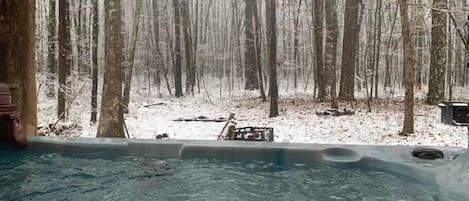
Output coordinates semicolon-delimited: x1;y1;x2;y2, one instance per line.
0;150;452;201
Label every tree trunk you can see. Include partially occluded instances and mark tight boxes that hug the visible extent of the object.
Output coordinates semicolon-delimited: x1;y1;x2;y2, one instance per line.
173;0;183;98
97;0;125;138
384;4;398;89
373;0;382;99
314;0;327;101
339;0;360;101
293;0;303;90
399;0;415;135
325;0;339;109
244;0;259;90
426;0;447;105
90;0;98;124
414;0;425;90
266;0;279;118
47;0;57;98
58;0;71;120
0;0;38;136
254;1;266;102
181;0;195;95
123;0;142;114
254;2;267;102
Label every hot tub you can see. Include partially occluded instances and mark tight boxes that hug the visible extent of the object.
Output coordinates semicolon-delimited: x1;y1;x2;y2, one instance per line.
1;136;468;201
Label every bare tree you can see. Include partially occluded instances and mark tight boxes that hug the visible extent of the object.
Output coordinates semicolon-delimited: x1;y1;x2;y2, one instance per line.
266;0;279;117
314;0;327;101
173;0;183;97
426;0;447;105
339;0;361;101
97;0;125;138
90;0;98;124
58;0;71;120
123;0;143;113
181;0;196;95
325;0;339;109
244;0;259;90
47;0;57;98
399;0;415;135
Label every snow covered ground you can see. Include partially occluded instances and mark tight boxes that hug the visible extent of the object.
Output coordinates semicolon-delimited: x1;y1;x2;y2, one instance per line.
37;76;469;148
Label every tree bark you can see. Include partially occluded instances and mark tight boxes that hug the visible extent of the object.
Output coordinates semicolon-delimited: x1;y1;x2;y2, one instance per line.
0;0;38;135
173;0;183;98
90;0;98;124
58;0;71;120
313;0;327;101
97;0;125;138
244;0;259;90
399;0;415;135
254;1;267;101
181;0;195;95
266;0;279;118
325;0;339;109
426;0;447;105
47;0;57;98
339;0;360;101
123;0;142;113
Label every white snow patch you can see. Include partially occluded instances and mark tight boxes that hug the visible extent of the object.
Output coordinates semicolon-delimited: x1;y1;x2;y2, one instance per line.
36;74;469;148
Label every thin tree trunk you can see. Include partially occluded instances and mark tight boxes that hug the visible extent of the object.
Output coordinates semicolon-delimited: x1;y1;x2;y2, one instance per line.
266;0;279;118
181;0;195;95
58;0;71;120
173;0;183;97
244;0;259;90
90;0;98;124
325;0;339;109
123;0;142;114
47;0;57;98
314;0;327;101
373;0;382;99
399;0;415;135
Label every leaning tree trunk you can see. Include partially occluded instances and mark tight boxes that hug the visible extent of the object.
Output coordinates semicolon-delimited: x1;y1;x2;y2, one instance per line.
0;0;38;135
426;0;447;105
266;0;279;118
399;0;415;135
97;0;125;138
339;0;360;101
123;0;142;114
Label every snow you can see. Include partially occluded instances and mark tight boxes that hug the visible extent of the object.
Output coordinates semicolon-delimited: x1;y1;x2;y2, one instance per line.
36;75;469;148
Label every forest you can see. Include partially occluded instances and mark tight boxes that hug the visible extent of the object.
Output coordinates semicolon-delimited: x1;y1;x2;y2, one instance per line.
0;0;468;147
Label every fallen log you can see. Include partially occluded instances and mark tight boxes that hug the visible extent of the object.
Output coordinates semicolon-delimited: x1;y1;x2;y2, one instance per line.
174;116;227;123
316;109;355;116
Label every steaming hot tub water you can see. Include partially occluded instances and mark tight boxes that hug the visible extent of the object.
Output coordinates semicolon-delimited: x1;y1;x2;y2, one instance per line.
0;137;468;201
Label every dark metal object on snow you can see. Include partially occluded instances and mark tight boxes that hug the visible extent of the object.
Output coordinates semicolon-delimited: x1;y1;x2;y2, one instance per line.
0;83;27;149
439;102;469;126
232;127;274;142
